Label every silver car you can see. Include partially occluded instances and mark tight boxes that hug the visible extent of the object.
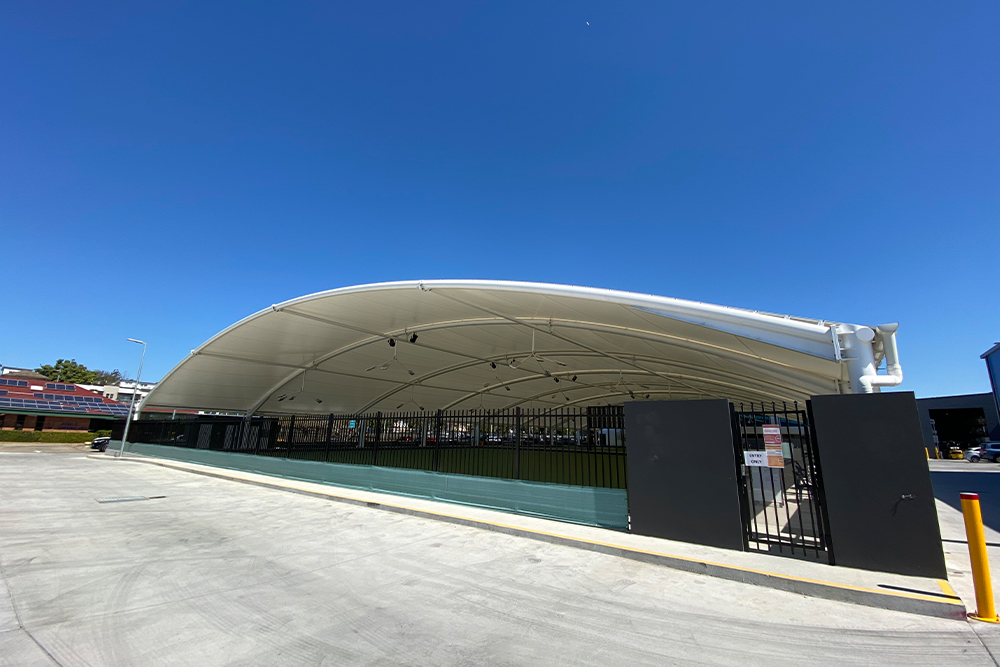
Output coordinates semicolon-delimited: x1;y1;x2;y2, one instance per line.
967;443;1000;463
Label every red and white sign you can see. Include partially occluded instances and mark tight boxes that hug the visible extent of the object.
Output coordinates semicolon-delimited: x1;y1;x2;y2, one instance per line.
762;426;785;468
763;426;782;446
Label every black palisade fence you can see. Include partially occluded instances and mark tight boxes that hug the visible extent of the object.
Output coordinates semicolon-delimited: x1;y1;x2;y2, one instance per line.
126;406;627;490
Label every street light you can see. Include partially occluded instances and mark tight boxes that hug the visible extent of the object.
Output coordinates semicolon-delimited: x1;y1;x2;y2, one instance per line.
116;338;146;459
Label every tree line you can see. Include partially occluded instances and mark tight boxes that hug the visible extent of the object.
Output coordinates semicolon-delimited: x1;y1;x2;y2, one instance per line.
34;359;129;385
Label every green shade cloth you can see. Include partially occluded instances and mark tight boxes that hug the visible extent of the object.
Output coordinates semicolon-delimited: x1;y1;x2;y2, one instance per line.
117;441;629;530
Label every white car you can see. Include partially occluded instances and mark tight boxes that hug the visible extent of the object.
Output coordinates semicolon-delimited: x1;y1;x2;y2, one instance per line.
967;443;1000;463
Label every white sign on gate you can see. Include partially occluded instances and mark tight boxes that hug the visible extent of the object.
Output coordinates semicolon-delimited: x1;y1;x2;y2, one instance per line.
744;450;768;467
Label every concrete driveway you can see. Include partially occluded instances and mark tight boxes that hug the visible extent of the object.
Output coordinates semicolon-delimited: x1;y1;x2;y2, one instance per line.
1;452;996;666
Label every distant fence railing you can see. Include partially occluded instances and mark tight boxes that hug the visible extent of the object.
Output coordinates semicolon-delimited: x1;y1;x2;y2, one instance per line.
125;407;627;490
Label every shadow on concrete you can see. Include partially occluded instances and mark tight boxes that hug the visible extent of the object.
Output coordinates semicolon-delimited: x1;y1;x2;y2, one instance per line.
931;471;1000;532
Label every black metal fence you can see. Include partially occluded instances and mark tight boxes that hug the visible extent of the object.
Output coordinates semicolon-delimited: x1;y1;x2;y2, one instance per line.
126;406;627;490
734;402;831;561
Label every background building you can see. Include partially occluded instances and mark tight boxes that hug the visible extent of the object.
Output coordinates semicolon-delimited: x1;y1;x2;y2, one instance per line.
913;346;1000;454
0;373;131;434
916;393;1000;454
983;343;1000;419
79;380;157;411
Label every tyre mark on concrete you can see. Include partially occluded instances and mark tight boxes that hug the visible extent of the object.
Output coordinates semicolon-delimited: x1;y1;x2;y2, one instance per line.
0;553;63;666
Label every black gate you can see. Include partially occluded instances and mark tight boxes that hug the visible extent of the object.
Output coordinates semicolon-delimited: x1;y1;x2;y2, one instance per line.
734;402;832;562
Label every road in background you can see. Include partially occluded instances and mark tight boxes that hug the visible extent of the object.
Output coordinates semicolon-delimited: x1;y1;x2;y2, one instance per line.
931;460;1000;532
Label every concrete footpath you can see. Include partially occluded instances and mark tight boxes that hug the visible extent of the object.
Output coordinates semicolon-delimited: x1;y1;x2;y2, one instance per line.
930;459;1000;610
0;443;92;454
95;449;967;621
2;451;996;666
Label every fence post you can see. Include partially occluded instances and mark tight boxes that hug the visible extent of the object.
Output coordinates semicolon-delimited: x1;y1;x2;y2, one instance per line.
238;412;252;451
729;402;751;552
266;418;277;455
286;415;296;458
372;411;382;466
324;414;334;463
433;409;443;472
515;406;522;480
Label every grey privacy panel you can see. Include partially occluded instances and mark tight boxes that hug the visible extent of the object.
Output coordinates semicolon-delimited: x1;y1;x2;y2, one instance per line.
624;399;746;551
810;393;947;578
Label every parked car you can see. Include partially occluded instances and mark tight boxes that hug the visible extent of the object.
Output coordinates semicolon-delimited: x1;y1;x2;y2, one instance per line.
90;437;111;452
968;443;1000;463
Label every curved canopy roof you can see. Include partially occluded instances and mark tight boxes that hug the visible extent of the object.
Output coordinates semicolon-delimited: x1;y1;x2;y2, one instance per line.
141;280;858;415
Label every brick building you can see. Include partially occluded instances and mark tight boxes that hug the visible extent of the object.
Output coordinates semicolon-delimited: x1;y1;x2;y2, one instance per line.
0;374;130;433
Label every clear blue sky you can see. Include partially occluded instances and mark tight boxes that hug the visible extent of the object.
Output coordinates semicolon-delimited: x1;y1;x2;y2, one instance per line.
1;2;997;397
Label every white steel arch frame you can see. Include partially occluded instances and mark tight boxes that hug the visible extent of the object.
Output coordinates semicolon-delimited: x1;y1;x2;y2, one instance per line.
140;280;902;416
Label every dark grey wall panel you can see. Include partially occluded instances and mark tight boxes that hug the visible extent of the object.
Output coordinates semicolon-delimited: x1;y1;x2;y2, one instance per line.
624;399;745;551
810;392;947;579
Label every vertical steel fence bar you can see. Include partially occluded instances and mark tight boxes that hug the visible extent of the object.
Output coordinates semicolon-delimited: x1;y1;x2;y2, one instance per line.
515;407;522;480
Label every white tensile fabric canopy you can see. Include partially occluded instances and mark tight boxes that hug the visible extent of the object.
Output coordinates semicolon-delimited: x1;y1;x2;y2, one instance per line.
140;280;884;415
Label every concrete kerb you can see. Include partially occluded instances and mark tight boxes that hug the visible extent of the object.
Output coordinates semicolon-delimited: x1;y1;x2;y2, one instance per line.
89;451;968;621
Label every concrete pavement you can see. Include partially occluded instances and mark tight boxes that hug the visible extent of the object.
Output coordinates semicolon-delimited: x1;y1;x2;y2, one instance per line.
930;460;1000;660
1;451;997;666
96;449;967;620
930;459;1000;532
0;443;92;455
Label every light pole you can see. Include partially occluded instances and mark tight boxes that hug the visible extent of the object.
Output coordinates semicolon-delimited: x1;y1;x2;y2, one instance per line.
116;338;146;458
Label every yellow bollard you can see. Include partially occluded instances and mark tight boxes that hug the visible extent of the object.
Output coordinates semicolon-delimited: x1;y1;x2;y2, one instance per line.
961;492;999;622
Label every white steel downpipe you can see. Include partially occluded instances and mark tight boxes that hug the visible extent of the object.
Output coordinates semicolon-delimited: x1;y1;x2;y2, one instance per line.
871;323;903;390
839;323;903;394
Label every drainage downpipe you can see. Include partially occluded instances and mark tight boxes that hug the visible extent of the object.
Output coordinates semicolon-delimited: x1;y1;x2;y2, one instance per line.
864;323;903;391
839;323;903;393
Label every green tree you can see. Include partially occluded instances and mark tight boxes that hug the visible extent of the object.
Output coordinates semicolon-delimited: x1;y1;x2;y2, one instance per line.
34;359;125;385
91;369;124;385
35;359;95;383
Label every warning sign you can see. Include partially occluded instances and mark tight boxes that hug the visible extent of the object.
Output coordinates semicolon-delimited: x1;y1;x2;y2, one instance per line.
762;426;785;468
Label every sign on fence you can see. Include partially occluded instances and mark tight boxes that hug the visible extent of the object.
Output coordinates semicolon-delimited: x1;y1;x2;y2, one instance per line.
762;426;785;468
744;450;768;467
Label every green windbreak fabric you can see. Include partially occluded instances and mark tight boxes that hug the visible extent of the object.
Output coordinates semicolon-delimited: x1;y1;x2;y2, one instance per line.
120;442;629;530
